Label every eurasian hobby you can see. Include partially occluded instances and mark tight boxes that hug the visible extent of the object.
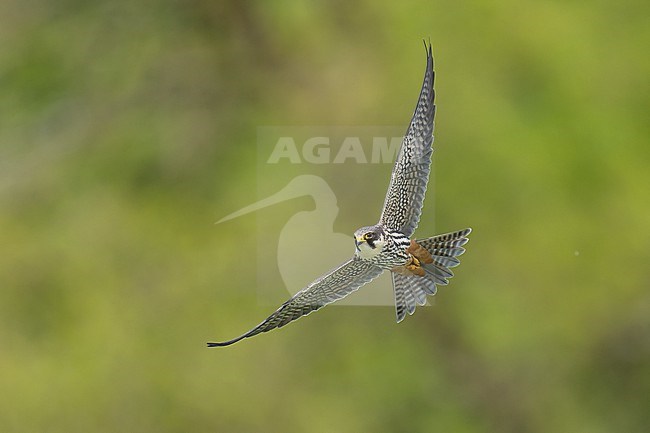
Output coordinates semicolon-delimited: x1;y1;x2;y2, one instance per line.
209;43;471;347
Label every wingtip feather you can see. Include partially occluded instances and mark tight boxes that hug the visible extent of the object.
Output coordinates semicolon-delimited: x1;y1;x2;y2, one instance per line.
206;335;247;347
206;339;238;348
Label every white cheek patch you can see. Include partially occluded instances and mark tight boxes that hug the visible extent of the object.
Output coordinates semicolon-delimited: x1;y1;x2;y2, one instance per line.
357;240;385;259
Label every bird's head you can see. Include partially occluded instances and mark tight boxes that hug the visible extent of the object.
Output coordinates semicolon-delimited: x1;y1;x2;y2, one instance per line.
354;225;386;259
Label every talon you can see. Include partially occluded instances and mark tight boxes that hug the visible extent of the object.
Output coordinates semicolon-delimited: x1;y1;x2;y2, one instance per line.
405;256;421;271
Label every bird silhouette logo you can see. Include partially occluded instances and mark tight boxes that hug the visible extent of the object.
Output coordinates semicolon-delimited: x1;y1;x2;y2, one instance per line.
209;43;471;346
217;174;395;306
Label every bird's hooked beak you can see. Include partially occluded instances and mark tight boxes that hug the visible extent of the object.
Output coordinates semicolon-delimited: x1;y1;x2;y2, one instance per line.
354;235;365;251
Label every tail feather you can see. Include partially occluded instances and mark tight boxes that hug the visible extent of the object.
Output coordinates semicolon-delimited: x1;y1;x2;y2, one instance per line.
392;273;436;322
422;264;451;285
422;228;472;245
413;284;428;305
431;246;466;257
403;285;416;315
424;262;454;279
418;276;438;296
391;228;471;322
433;255;460;268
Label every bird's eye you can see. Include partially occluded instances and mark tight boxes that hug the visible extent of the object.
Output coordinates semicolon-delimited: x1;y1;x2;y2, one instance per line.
364;232;374;240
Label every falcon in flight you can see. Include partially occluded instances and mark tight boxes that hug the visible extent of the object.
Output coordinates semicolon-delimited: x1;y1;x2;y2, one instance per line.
209;43;471;347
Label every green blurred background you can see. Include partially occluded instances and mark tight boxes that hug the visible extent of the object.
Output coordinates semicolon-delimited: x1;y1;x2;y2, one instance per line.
1;1;648;432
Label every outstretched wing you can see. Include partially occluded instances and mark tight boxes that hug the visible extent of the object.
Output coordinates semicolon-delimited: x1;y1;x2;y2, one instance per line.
208;258;383;347
379;43;435;238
